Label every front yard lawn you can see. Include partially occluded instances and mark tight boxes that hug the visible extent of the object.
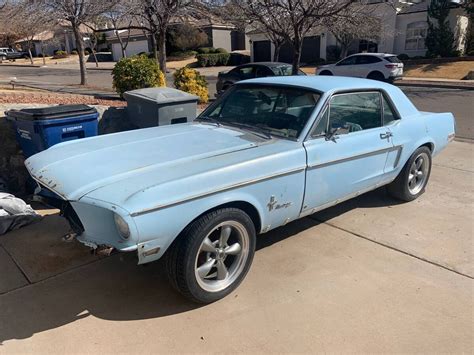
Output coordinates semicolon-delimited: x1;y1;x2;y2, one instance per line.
403;60;474;80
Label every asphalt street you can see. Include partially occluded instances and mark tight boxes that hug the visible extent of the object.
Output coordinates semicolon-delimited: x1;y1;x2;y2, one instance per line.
1;65;473;140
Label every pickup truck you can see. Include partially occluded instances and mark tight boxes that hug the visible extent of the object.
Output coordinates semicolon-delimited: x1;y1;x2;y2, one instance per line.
25;76;456;303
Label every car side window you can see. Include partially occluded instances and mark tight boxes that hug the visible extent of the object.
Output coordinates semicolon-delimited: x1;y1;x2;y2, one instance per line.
238;66;255;79
327;92;381;135
382;95;399;126
310;108;329;137
255;66;273;77
337;56;356;66
356;56;382;65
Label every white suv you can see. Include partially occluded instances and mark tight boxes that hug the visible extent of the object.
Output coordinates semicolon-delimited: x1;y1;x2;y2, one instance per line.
315;53;404;83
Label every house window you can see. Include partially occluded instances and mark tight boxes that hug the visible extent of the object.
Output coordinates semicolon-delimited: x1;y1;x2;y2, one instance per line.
405;21;428;50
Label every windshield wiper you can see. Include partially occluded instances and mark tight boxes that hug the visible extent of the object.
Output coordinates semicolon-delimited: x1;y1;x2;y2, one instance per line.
195;116;221;127
224;121;272;140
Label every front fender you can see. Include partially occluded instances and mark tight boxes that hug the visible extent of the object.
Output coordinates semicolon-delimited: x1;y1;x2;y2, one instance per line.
132;169;306;264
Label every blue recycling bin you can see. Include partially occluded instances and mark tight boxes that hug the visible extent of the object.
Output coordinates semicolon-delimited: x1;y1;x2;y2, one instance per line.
6;104;99;158
6;105;99;200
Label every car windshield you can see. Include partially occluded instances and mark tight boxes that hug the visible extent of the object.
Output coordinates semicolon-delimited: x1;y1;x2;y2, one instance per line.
199;85;320;139
271;65;306;76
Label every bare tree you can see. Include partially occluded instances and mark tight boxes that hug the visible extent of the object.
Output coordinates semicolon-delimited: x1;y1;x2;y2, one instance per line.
223;0;356;73
325;6;381;58
136;0;191;73
105;0;140;59
208;0;288;61
44;0;119;85
14;1;56;64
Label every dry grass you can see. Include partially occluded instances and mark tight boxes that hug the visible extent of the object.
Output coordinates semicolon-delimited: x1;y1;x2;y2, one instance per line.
404;61;474;80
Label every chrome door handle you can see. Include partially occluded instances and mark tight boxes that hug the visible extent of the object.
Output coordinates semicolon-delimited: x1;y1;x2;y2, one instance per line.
380;132;393;140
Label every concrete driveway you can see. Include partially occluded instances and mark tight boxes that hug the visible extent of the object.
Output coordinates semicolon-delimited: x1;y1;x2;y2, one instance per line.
0;140;472;353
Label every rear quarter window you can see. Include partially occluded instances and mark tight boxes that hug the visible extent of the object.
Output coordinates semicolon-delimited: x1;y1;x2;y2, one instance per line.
385;56;401;63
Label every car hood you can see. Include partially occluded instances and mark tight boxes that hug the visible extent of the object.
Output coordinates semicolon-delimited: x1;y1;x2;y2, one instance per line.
26;123;264;202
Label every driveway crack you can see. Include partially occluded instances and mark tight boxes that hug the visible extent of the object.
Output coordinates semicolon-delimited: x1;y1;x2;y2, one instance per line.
309;216;473;280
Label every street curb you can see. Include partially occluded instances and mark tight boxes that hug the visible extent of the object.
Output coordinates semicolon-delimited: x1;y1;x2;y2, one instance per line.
396;81;474;91
87;67;113;71
0;63;41;68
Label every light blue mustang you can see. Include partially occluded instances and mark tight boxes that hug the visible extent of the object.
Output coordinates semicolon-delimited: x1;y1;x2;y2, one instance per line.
26;76;455;303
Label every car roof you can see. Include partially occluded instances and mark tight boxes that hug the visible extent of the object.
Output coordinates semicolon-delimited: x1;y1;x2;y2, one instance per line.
241;62;292;67
237;76;419;117
348;53;397;57
239;75;394;92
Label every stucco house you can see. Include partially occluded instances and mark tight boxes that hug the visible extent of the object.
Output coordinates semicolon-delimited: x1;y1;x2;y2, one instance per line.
248;0;469;63
107;20;248;62
15;23;92;57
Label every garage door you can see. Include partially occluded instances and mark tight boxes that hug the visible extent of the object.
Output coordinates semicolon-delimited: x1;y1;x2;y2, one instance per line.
278;36;321;65
301;36;320;64
253;41;271;62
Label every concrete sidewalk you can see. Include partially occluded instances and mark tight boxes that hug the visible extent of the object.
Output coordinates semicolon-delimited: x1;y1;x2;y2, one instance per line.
398;76;474;90
0;141;472;353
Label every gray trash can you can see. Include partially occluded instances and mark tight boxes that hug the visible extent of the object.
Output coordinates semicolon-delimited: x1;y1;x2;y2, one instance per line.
123;87;199;128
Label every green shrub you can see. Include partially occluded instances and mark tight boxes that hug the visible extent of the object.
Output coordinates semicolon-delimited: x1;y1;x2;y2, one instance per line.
173;67;208;103
71;50;78;55
214;48;228;54
228;52;250;66
112;54;166;97
53;50;68;59
397;53;410;61
196;53;230;67
197;47;214;54
168;50;198;60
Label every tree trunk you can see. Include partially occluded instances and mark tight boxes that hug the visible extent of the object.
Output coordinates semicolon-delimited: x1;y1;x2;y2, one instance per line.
116;30;127;59
341;44;349;59
72;24;87;86
150;32;158;63
157;29;167;73
291;37;303;75
273;42;281;62
40;41;46;65
27;44;34;65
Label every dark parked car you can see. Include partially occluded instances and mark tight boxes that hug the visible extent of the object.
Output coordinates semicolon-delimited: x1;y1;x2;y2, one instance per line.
216;62;306;97
0;48;28;61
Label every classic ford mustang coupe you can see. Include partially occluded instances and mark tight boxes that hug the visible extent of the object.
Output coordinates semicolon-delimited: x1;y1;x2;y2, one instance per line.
25;76;455;303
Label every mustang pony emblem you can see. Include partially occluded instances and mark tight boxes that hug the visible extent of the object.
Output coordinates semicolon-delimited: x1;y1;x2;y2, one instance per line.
267;196;292;211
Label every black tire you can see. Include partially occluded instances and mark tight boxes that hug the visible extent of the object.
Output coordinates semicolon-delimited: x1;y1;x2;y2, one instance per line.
319;70;333;76
0;56;6;62
388;146;432;202
165;208;256;303
367;71;385;81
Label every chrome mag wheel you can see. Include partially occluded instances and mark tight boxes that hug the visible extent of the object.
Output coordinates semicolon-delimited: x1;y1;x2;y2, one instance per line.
408;152;430;195
194;221;249;293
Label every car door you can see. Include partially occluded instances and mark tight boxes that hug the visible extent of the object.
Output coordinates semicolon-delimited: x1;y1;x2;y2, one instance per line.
333;56;357;76
355;55;382;78
302;91;395;214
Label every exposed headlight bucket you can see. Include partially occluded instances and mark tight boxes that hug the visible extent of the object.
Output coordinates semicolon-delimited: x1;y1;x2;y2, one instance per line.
114;213;130;239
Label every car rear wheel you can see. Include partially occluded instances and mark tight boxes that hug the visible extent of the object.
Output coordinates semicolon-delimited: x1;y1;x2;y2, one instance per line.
388;146;432;202
367;71;385;81
319;70;333;76
165;208;256;303
0;55;6;62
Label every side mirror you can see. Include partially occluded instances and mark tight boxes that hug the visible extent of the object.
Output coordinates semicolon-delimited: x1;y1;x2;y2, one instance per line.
325;126;341;142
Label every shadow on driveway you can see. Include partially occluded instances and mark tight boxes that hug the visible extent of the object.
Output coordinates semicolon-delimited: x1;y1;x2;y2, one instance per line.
0;188;401;344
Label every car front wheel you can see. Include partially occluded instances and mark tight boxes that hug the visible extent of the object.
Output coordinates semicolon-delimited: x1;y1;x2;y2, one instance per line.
388;146;432;202
166;208;256;303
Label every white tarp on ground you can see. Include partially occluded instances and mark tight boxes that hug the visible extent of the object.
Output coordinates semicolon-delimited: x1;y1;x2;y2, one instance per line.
0;193;41;235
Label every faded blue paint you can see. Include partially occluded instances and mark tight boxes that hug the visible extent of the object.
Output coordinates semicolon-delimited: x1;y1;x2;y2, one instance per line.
25;77;456;264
